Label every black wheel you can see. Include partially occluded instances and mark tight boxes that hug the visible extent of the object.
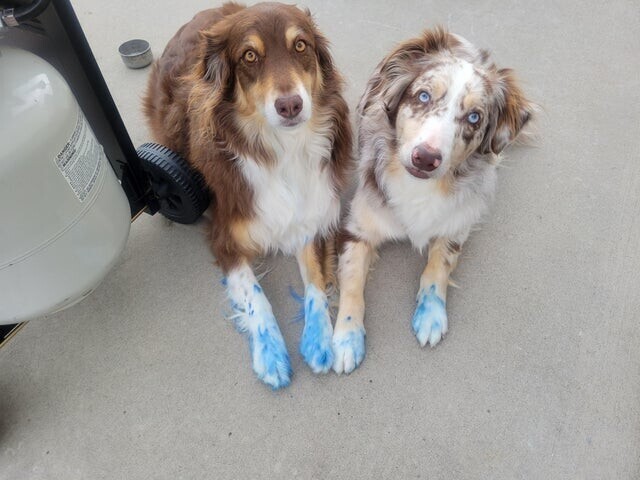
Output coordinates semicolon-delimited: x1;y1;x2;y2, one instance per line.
137;143;210;224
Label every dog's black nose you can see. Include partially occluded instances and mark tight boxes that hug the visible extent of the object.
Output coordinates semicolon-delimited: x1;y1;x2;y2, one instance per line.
411;144;442;171
275;95;303;119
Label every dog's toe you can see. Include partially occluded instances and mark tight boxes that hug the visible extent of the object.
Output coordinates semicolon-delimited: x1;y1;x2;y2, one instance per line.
412;285;448;347
250;323;292;389
300;285;334;374
300;328;334;374
332;328;366;374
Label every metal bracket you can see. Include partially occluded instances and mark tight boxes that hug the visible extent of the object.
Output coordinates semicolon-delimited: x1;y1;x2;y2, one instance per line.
1;8;20;27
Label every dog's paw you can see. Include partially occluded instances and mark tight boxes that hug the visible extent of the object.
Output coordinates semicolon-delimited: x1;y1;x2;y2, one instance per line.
249;321;292;390
332;325;366;374
300;284;334;374
412;285;448;347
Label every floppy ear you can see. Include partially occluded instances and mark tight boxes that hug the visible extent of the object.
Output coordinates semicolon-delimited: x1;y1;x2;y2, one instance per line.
480;68;534;155
302;10;338;86
377;41;424;116
198;21;234;99
361;27;455;120
313;30;337;84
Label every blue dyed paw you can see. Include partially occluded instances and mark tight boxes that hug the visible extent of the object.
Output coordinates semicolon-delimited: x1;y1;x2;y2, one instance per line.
300;285;334;374
332;327;366;374
412;285;448;347
249;322;292;390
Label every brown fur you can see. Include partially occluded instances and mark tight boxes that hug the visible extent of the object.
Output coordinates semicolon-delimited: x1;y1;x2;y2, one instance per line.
143;3;351;272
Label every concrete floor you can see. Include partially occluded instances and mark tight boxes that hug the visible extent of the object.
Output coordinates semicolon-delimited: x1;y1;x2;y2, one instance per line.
2;0;639;478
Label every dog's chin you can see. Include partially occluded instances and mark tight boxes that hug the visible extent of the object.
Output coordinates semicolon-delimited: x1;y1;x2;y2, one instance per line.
264;115;309;130
405;164;444;180
277;117;308;129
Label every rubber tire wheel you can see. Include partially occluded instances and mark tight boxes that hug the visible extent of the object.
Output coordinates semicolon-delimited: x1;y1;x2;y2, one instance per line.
137;143;210;224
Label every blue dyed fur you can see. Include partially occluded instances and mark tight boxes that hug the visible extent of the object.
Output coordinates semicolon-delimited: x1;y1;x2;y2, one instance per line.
300;284;334;374
228;289;291;389
412;284;447;347
287;286;305;324
332;327;366;374
249;320;292;390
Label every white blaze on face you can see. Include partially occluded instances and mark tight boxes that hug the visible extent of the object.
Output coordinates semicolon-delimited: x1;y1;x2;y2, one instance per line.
264;82;313;128
398;60;476;177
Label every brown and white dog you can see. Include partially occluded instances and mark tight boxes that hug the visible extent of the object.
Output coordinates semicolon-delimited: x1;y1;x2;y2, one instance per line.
333;28;534;374
143;2;351;388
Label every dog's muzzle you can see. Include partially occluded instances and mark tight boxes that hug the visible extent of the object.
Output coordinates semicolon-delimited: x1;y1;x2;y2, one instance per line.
406;143;442;179
275;94;304;126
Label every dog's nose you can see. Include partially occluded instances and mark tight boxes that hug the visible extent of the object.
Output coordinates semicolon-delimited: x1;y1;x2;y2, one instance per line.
411;144;442;171
275;95;303;119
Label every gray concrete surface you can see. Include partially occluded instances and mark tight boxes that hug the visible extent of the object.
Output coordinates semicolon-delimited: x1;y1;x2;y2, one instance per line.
2;0;639;478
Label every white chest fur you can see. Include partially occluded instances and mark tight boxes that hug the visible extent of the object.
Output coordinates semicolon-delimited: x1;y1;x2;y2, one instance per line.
383;165;498;248
240;125;339;255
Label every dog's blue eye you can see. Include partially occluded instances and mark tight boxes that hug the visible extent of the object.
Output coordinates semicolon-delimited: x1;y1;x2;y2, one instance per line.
467;112;480;124
418;91;430;103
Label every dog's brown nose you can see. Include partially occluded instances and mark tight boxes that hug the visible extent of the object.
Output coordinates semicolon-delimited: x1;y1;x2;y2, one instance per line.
411;144;442;171
275;95;303;119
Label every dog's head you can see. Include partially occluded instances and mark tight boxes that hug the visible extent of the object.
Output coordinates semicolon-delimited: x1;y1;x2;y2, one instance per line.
363;27;534;180
195;2;335;130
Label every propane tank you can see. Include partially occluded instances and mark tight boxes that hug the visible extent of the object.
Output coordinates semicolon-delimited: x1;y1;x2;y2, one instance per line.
0;46;131;323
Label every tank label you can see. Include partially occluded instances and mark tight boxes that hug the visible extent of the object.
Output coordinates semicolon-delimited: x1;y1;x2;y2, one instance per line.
54;113;103;202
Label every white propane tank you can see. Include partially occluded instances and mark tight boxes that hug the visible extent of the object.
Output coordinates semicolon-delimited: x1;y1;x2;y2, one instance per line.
0;46;131;324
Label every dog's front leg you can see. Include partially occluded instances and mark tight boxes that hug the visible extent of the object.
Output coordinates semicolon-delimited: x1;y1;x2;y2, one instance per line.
332;239;375;374
226;260;292;389
412;236;465;347
296;240;334;374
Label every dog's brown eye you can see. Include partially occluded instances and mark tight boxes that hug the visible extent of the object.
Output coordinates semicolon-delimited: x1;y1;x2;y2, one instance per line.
295;40;306;53
244;50;257;63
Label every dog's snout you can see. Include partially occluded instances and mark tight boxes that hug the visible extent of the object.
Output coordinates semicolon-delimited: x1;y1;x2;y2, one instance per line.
275;95;303;119
411;144;442;172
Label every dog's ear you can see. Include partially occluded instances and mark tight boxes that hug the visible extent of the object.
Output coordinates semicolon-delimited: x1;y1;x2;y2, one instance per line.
303;11;337;85
313;31;337;84
363;27;454;120
199;20;234;97
377;41;424;116
480;68;534;155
